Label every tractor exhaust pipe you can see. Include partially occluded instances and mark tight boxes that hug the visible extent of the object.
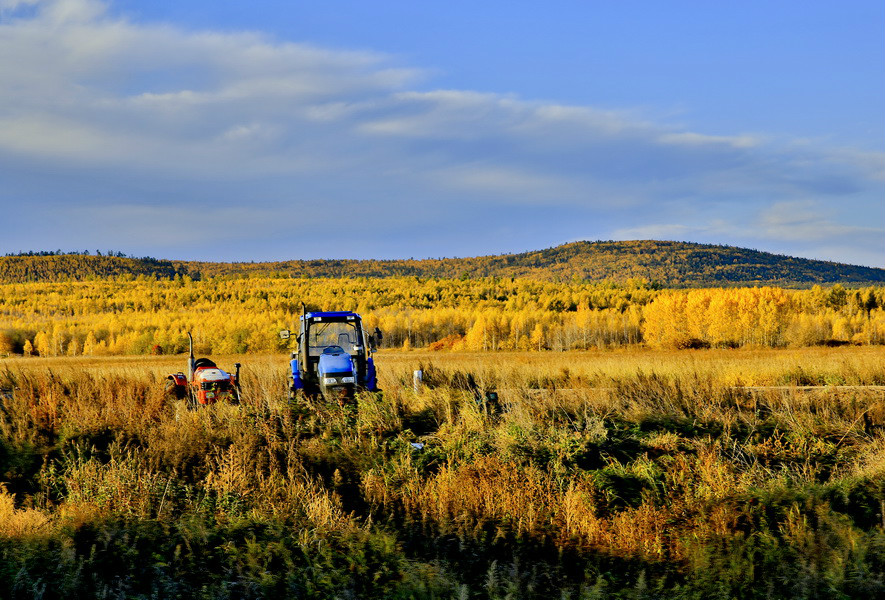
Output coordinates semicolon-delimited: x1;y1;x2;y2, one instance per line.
187;331;195;382
299;302;309;390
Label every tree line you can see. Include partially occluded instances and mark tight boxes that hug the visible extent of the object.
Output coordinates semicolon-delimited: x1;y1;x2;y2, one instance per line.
1;276;883;357
5;240;885;286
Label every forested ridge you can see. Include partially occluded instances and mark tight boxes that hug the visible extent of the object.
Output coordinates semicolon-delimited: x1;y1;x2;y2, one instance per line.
3;241;884;286
0;252;182;282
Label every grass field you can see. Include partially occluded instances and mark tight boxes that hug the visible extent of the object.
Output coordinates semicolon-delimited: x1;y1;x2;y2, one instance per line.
6;344;885;386
2;347;885;598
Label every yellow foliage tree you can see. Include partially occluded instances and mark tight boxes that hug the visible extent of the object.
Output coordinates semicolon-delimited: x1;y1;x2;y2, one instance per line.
0;331;14;355
530;323;546;351
34;331;50;357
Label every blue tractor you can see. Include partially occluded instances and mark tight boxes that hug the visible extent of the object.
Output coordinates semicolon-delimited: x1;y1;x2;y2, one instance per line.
280;305;381;402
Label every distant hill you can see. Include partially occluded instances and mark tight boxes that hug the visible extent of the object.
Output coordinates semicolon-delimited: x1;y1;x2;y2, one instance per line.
0;254;182;282
175;241;885;287
3;241;884;286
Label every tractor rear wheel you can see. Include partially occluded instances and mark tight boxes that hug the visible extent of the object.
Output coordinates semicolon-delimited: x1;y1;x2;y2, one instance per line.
164;377;186;400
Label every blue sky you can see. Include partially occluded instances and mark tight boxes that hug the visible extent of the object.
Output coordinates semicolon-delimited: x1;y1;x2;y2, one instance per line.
1;0;883;266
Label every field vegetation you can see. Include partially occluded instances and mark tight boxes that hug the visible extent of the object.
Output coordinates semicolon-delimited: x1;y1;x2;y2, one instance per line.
3;265;885;597
2;349;885;598
1;278;884;360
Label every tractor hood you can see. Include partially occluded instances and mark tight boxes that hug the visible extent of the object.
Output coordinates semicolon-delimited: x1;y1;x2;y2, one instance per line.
318;350;354;376
195;368;229;382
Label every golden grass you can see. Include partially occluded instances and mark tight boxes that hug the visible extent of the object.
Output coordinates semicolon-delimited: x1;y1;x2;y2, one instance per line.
5;345;885;393
2;346;884;596
0;487;50;537
381;345;885;387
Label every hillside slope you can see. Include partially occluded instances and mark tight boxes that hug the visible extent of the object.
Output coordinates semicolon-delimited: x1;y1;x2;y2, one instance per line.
178;241;885;286
3;241;883;286
0;254;182;282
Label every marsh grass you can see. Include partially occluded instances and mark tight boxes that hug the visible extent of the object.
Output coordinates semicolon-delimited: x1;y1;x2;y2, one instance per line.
1;348;884;598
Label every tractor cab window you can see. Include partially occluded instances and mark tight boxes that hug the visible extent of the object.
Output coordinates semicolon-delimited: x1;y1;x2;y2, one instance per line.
307;321;361;357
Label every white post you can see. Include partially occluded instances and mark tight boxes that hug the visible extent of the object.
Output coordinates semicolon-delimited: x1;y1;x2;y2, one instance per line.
413;369;423;393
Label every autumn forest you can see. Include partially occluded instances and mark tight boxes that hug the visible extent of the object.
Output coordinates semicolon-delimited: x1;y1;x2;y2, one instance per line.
1;275;883;359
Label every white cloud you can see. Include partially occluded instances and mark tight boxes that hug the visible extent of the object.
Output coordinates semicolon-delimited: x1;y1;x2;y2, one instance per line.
657;132;759;149
0;0;881;264
66;203;287;247
0;0;38;10
431;163;577;198
756;200;880;242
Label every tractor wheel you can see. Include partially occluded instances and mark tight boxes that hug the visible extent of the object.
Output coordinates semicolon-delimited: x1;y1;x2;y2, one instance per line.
164;377;186;400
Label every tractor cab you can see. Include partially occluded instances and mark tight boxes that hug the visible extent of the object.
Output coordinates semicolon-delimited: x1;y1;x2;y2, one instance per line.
281;308;381;401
